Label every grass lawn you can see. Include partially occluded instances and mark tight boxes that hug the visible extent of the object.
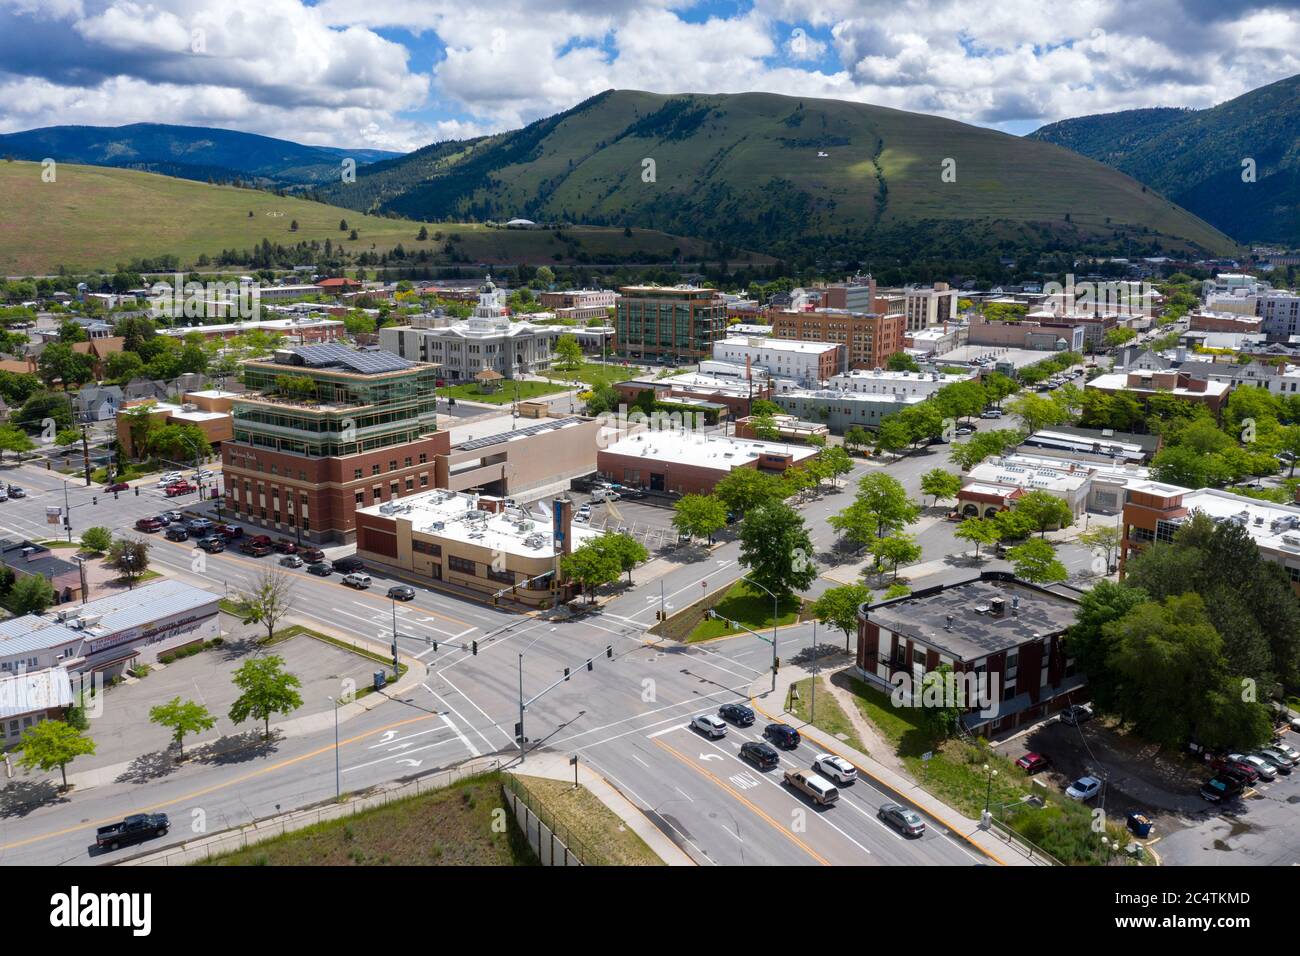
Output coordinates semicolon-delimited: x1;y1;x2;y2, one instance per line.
787;676;867;753
687;581;802;642
541;361;634;389
437;380;566;405
839;674;1132;865
199;772;535;866
513;775;663;866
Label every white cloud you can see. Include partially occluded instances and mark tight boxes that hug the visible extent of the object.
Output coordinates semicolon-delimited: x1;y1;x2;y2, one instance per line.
1;0;1299;154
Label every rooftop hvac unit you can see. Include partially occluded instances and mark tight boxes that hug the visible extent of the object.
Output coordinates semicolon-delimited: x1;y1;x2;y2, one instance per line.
56;608;78;622
430;521;445;531
78;613;103;629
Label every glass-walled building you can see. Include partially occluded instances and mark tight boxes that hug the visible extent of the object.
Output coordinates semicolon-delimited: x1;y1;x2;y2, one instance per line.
223;344;449;544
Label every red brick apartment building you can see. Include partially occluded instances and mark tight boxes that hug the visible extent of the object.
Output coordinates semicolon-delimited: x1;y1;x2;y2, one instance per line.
856;571;1083;736
768;309;905;370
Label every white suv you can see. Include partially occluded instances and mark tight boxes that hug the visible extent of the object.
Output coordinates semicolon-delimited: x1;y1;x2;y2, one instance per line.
814;753;857;785
691;714;727;739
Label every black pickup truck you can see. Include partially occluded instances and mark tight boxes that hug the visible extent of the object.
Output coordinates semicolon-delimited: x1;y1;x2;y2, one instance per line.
96;813;169;851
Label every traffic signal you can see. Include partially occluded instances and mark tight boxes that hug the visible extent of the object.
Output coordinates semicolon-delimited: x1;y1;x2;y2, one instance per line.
773;657;781;673
92;496;97;505
471;641;478;656
514;722;523;742
605;645;613;659
134;487;139;496
563;667;570;681
586;658;593;672
431;640;438;652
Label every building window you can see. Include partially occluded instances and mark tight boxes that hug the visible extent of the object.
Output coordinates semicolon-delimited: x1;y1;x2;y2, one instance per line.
448;555;476;575
389;460;398;472
420;474;429;487
405;478;414;491
354;469;362;480
405;457;413;468
372;464;381;476
355;491;365;505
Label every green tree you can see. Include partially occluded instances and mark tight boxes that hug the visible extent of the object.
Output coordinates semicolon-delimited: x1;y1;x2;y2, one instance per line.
591;531;649;584
953;516;999;557
714;468;782;516
672;494;728;544
1078;524;1122;574
810;584;873;653
874;416;912;454
1006;538;1068;584
833;473;919;542
36;343;94;391
870;533;922;580
919;468;962;507
561;538;622;602
149;697;216;757
843;425;871;454
554;334;583;370
886;351;920;372
818;445;853;487
80;526;112;553
1012;490;1074;537
8;573;56;614
235;568;296;642
1006;393;1068;433
108;537;149;585
738;502;816;601
16;719;95;789
1065;579;1149;713
229;655;304;739
0;424;35;461
916;663;964;741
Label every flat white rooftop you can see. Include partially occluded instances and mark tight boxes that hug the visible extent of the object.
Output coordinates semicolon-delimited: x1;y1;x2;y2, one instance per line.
1087;372;1231;397
1179;488;1300;554
358;489;599;557
715;336;837;354
966;457;1091;493
601;431;818;470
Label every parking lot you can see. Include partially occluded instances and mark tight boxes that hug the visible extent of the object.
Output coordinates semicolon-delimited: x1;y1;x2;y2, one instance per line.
571;491;684;550
62;626;382;779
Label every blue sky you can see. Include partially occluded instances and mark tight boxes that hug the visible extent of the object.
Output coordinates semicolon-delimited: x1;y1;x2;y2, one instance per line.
1;0;1298;150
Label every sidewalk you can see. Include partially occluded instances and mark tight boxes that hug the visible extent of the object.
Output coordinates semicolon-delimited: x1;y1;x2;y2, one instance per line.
749;662;1048;866
513;751;695;865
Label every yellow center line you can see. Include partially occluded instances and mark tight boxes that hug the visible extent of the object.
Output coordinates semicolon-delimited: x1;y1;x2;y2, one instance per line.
652;736;829;865
0;712;441;854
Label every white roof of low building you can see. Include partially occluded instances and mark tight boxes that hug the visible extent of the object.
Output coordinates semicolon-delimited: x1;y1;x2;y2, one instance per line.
601;431;818;470
1086;372;1231;397
0;666;73;720
50;579;221;639
1178;488;1300;554
966;456;1092;494
715;336;838;354
358;489;600;557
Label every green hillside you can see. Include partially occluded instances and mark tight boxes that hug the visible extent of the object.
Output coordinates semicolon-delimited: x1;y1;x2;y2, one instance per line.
320;89;1237;258
1028;74;1300;245
0;160;738;275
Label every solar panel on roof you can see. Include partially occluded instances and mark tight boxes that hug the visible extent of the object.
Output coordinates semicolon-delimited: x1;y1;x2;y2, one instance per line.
288;343;412;374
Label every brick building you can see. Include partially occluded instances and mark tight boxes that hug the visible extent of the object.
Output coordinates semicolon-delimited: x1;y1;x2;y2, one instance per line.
614;285;728;362
596;431;817;495
221;344;446;544
768;309;905;370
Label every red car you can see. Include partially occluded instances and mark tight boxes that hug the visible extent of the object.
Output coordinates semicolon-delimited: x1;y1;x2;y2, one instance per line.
1212;756;1261;784
104;482;130;493
134;517;163;533
273;539;298;554
165;482;196;497
1015;752;1050;774
216;524;243;540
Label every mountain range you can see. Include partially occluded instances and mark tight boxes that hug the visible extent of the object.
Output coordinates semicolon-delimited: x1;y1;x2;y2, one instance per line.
0;123;399;187
1029;73;1300;246
315;89;1234;260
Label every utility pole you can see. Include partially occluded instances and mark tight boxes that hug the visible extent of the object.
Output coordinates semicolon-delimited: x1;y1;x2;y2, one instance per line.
79;425;91;487
517;653;526;764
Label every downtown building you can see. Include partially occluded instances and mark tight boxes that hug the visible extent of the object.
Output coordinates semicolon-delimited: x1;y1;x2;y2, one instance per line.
614;285;728;362
768;308;905;370
222;344;447;544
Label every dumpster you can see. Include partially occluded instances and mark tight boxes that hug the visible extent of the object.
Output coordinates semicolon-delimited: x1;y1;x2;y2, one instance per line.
1126;811;1153;838
373;670;386;690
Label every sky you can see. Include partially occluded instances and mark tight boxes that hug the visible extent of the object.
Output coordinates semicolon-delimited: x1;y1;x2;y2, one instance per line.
1;0;1299;152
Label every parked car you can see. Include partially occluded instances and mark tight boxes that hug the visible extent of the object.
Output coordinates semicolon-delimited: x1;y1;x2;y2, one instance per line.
216;524;243;540
156;472;182;487
197;536;225;553
1212;756;1260;784
1233;753;1277;781
187;518;214;535
783;769;839;806
164;525;189;542
1060;703;1094;726
718;702;755;726
342;572;372;589
1256;749;1295;774
162;511;184;524
299;547;325;563
273;539;298;555
153;513;172;527
1200;776;1243;803
307;562;333;577
1065;776;1103;801
1015;752;1051;774
165;481;196;497
1271;741;1300;763
980;409;1003;419
690;714;727;739
192;469;214;481
813;753;857;785
590;488;621;502
333;556;365;574
240;541;272;557
279;554;303;568
7;486;25;499
388;585;416;601
878;803;926;837
96;813;169;851
103;482;129;493
739;741;779;770
763;723;801;749
134;517;163;533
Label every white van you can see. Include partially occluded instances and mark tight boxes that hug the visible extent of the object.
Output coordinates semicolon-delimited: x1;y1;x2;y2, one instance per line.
590;488;621;503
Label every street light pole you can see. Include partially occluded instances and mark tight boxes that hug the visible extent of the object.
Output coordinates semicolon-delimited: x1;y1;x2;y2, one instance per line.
517;652;526;764
741;575;779;692
810;619;817;724
390;598;400;678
